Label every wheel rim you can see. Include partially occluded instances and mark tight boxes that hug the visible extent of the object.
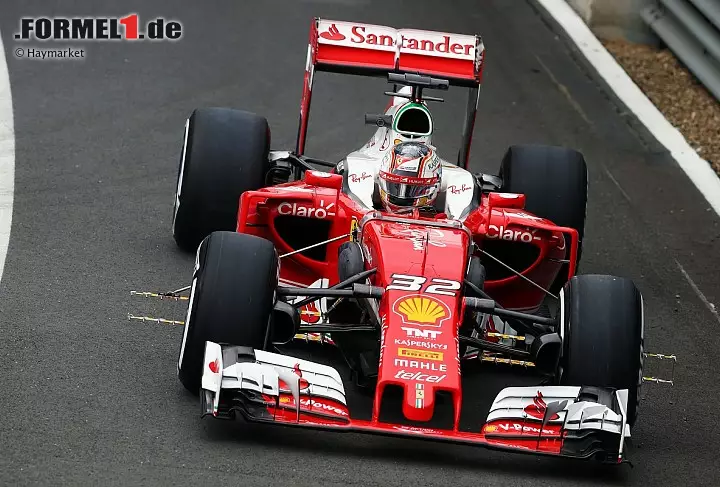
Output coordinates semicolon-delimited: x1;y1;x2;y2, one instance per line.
172;118;191;237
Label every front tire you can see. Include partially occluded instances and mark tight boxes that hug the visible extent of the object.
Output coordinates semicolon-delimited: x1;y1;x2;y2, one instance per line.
172;108;270;251
177;231;278;393
559;274;644;426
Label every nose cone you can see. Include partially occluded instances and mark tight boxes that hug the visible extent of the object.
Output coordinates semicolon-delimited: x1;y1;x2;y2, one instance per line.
396;366;447;422
362;217;470;424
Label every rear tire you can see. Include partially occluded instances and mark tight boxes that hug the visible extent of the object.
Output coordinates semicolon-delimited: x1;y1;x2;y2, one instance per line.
499;145;588;291
559;275;644;426
177;231;278;393
172;108;270;251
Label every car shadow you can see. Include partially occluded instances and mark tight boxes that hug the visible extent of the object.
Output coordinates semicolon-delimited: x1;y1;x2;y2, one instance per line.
201;417;629;484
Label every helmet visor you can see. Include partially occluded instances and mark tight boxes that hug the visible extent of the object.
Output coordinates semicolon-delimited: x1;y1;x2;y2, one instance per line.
379;171;437;207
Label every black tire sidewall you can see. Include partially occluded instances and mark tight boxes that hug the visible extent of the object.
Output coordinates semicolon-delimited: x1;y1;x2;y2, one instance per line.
560;275;644;425
173;108;270;251
499;145;588;289
177;231;278;393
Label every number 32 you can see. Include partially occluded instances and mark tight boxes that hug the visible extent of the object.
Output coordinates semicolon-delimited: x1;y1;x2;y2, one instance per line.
387;274;461;296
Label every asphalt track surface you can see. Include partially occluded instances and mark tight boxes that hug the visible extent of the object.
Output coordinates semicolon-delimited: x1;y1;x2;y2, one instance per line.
1;1;719;485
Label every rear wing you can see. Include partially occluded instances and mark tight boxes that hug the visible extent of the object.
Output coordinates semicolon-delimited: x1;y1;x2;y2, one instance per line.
312;19;484;85
296;18;486;168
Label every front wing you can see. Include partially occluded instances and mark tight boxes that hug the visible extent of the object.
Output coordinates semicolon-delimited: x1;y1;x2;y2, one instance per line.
200;342;631;464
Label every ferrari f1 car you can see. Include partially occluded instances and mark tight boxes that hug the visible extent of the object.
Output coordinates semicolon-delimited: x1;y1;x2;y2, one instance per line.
169;19;654;464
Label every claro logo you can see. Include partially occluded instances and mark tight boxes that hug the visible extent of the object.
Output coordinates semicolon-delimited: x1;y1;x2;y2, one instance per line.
486;225;541;243
277;200;336;219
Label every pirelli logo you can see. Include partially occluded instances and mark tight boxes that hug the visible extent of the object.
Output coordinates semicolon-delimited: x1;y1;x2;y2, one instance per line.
397;348;443;361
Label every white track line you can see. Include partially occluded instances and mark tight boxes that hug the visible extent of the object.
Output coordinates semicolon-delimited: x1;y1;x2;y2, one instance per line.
0;32;15;282
675;259;720;325
535;0;720;216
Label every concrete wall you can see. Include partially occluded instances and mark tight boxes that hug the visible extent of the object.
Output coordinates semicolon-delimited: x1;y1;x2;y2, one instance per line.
567;0;659;44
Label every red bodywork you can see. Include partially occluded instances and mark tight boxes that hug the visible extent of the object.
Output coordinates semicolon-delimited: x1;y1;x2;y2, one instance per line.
237;171;579;437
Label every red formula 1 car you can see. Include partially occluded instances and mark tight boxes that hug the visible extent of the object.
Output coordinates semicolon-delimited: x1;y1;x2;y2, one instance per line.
169;19;649;464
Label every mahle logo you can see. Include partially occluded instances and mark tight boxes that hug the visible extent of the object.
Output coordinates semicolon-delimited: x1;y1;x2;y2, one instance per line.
15;14;182;41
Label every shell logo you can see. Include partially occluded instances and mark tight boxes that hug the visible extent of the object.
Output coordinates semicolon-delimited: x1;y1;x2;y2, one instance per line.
484;424;497;433
393;294;451;327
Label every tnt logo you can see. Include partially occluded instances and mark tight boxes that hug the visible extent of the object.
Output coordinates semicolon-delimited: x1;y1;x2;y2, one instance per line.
401;327;441;339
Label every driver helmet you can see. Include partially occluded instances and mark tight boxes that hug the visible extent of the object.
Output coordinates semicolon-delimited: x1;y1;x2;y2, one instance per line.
378;142;441;212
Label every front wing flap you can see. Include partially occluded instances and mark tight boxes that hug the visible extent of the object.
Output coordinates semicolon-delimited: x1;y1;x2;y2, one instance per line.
201;341;350;423
200;342;630;464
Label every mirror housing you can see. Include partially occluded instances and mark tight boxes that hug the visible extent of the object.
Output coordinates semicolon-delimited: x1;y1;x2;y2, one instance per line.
487;192;526;210
305;170;343;190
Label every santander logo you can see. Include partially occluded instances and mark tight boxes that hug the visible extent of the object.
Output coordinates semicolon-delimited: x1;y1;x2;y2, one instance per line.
320;23;346;41
317;21;475;59
523;391;560;420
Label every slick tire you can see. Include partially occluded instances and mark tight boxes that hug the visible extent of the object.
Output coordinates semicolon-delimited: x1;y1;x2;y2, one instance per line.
172;108;271;252
499;145;587;291
559;275;644;426
177;231;278;394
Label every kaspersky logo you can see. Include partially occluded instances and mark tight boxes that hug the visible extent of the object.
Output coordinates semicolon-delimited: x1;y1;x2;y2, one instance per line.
393;294;451;328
